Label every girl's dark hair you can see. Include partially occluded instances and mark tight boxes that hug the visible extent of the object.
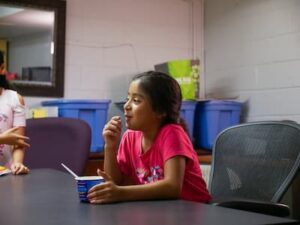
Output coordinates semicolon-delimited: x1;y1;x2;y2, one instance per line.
132;70;188;133
0;51;12;90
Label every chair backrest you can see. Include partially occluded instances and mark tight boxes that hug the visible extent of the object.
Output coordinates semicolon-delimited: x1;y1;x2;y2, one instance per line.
209;121;300;203
24;117;91;176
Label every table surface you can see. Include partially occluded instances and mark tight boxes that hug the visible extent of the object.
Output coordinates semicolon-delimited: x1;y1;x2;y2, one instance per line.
0;169;298;225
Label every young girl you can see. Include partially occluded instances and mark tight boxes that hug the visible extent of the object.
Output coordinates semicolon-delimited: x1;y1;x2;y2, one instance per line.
88;71;211;203
0;51;29;174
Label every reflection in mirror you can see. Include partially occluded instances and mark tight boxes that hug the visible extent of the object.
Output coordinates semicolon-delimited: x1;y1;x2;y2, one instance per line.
0;0;65;97
0;7;54;84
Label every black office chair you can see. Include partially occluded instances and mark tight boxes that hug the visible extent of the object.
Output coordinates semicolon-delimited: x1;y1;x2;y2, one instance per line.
24;117;91;176
209;121;300;217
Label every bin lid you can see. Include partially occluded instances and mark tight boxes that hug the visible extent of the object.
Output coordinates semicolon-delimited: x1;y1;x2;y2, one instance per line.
203;100;242;105
42;99;111;106
200;100;242;111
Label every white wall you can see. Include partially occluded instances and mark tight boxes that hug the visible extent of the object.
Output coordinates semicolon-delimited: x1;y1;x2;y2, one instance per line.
204;0;300;122
25;0;204;120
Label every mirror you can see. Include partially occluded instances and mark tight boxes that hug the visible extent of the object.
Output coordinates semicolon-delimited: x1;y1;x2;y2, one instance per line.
0;0;66;97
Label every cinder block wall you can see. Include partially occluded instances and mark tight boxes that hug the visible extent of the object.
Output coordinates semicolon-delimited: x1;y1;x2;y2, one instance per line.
25;0;204;121
204;0;300;122
204;0;300;218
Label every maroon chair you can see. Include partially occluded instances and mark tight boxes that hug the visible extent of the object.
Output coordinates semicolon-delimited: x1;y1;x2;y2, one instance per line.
24;117;91;176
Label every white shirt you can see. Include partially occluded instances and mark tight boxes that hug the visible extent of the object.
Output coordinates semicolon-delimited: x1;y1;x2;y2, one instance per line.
0;89;26;167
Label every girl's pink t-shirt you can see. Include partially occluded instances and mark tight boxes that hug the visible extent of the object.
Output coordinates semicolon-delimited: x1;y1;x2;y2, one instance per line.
117;124;212;203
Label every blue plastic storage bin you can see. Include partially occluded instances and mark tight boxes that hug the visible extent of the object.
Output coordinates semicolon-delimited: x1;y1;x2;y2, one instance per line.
180;101;197;139
42;100;111;152
193;100;242;150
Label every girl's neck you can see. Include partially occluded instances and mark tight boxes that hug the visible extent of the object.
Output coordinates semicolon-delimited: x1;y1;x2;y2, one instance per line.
141;126;161;154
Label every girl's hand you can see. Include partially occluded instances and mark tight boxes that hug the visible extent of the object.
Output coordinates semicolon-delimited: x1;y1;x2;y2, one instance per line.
11;162;30;175
0;127;30;148
87;169;123;204
102;116;122;149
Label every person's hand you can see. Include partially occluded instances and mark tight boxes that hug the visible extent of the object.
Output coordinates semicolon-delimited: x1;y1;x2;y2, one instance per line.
87;169;123;204
102;116;122;149
11;162;30;175
0;127;30;148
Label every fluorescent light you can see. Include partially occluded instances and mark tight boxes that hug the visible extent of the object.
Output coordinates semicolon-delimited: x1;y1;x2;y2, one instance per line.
51;41;54;54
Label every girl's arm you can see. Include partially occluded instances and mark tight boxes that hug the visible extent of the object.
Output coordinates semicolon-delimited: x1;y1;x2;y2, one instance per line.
103;116;124;184
11;126;29;174
104;143;123;184
11;94;29;174
12;126;26;163
88;156;186;203
0;127;29;147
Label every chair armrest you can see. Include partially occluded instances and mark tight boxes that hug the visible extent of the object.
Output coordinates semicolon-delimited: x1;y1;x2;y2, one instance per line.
210;198;290;217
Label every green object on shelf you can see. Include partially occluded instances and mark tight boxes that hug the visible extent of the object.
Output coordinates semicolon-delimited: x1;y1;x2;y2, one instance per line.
155;59;200;100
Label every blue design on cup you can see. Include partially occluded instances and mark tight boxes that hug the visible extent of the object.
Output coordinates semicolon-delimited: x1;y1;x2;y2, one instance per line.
75;176;105;202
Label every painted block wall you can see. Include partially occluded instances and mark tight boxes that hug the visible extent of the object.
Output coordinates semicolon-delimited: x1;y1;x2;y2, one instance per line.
204;0;300;122
25;0;204;121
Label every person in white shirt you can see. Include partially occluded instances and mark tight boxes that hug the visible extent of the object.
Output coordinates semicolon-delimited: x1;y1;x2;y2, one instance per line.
0;50;29;174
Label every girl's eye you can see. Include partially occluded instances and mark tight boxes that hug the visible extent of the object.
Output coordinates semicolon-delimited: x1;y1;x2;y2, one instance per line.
133;98;141;103
125;96;141;104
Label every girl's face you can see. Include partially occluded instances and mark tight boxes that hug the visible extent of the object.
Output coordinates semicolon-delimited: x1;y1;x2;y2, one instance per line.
123;80;162;132
0;63;5;75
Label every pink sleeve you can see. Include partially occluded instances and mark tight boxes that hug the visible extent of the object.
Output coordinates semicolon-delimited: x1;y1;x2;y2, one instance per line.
161;126;194;162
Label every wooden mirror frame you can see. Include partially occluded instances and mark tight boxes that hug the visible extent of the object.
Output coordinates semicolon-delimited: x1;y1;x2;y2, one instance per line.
0;0;66;97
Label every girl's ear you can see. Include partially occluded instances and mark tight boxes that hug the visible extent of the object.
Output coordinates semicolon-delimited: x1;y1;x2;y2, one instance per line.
157;112;167;120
